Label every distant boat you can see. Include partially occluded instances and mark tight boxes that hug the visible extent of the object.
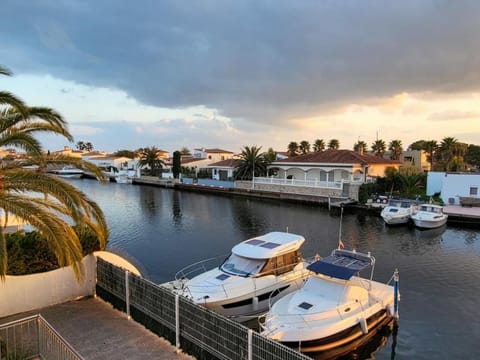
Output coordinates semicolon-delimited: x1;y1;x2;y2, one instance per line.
380;199;417;225
410;204;448;229
51;166;84;179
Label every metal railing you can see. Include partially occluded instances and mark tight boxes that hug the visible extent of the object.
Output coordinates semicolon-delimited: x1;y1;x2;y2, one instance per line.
0;314;83;360
253;177;344;189
96;258;312;360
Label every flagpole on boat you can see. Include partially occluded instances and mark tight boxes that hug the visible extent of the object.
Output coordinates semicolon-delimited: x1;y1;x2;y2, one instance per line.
338;204;345;249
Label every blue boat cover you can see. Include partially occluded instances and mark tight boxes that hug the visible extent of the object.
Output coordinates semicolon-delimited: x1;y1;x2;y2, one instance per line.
307;253;372;280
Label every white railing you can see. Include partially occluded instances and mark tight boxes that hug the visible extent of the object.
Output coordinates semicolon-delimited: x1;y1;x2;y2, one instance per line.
253;177;343;189
0;314;83;360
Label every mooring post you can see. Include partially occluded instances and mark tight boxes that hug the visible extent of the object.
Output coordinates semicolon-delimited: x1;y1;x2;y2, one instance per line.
125;270;131;320
393;269;399;319
175;294;180;351
248;329;253;360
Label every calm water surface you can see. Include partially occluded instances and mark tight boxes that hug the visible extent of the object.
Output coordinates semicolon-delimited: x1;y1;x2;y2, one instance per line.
73;179;480;360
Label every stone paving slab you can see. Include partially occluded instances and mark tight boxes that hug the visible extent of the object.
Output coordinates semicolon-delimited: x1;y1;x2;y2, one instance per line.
0;296;195;360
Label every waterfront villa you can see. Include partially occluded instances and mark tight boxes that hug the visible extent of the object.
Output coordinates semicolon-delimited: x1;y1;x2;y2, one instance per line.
235;149;401;201
176;148;235;177
208;158;240;181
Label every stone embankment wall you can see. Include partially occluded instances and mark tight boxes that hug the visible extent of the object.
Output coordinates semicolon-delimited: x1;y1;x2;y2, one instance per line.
235;181;361;201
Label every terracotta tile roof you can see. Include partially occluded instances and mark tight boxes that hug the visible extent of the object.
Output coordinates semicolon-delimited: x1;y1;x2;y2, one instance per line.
274;149;401;165
181;157;206;165
195;148;234;154
208;159;240;167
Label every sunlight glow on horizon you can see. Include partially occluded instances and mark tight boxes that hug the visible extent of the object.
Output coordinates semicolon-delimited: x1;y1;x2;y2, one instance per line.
3;73;480;153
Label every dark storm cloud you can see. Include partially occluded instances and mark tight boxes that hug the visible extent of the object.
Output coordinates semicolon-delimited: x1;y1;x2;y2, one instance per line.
2;1;480;127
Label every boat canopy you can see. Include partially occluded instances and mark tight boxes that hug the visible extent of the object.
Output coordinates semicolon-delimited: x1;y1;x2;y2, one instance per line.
307;249;374;280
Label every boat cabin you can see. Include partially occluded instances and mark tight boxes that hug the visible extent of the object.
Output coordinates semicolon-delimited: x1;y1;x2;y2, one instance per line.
220;232;305;278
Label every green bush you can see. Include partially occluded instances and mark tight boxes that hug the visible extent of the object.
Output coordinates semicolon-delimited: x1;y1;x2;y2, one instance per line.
6;225;106;276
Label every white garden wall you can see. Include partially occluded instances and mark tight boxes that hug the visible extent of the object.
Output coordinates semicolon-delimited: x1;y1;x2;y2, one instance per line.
0;252;142;318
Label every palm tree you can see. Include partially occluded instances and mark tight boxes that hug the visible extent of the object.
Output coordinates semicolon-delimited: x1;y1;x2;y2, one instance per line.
397;173;426;197
371;139;386;157
263;148;277;176
312;139;325;152
328;139;340;150
423;140;438;170
353;141;368;154
287;142;299;157
234;145;267;180
388;139;403;160
299;140;310;154
138;146;166;176
179;147;191;155
0;65;108;279
263;147;277;163
438;137;465;171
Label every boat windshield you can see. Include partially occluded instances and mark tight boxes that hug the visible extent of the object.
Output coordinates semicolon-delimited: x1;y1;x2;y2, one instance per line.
220;253;266;277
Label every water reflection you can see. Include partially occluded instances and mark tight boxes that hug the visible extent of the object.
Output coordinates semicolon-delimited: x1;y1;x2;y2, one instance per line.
66;179;480;360
311;321;398;360
171;191;182;226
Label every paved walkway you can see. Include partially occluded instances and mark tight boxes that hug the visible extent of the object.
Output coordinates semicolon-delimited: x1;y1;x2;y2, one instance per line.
0;296;194;360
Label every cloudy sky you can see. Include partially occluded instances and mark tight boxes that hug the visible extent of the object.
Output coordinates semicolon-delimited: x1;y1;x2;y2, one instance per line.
1;1;480;154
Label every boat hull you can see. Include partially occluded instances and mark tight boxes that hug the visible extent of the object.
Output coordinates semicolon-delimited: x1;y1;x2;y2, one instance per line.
411;217;448;229
164;275;307;322
381;214;410;225
280;309;392;354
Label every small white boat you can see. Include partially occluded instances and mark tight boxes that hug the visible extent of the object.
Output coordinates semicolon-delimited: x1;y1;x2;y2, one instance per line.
380;199;416;225
260;248;399;354
161;231;312;322
51;166;84;178
410;204;448;229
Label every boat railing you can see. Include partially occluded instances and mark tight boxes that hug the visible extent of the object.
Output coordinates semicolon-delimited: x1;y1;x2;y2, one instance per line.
184;260;312;300
174;255;227;281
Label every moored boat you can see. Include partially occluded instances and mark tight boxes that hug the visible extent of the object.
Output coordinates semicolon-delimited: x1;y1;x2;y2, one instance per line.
410;203;448;229
161;231;312;322
260;248;399;354
380;199;417;225
50;166;84;178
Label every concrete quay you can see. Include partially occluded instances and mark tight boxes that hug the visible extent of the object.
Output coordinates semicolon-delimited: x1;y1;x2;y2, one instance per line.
0;296;194;360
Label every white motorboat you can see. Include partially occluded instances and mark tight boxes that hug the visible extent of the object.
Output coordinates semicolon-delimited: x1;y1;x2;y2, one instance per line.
162;231;312;322
410;204;448;229
51;166;84;178
380;199;417;225
260;248;399;354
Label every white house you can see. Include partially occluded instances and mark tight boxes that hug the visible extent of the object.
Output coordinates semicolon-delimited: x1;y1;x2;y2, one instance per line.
208;159;240;181
269;149;401;185
427;172;480;205
193;148;235;162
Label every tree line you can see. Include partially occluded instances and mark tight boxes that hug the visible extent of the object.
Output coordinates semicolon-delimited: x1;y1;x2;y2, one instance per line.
286;137;480;171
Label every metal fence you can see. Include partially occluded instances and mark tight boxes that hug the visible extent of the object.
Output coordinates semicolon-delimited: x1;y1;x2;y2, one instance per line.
96;258;312;360
0;314;83;360
253;177;344;189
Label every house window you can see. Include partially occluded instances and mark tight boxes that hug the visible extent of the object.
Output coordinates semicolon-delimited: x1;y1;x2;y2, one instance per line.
470;187;478;196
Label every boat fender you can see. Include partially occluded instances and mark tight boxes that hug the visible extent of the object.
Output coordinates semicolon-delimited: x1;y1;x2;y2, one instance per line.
253;296;259;311
359;318;368;334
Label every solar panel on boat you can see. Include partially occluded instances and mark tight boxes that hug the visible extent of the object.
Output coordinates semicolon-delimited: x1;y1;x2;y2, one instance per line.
298;302;313;310
260;242;281;249
245;239;265;246
307;253;372;280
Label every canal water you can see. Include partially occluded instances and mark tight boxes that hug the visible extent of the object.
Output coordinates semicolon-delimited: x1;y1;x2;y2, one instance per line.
72;179;480;360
